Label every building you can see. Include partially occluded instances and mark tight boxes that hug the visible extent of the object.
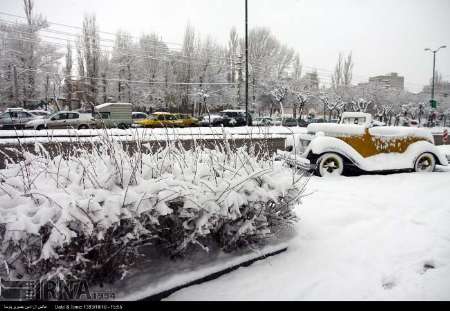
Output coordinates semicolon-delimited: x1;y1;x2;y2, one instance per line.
368;72;405;90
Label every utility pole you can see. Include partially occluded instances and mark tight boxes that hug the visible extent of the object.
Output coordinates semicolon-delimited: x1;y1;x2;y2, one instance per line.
12;65;20;107
425;45;446;109
245;0;249;126
237;54;243;108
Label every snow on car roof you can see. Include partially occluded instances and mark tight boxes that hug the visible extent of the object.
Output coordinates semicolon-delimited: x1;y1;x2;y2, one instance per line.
341;112;372;118
95;103;132;109
307;123;367;135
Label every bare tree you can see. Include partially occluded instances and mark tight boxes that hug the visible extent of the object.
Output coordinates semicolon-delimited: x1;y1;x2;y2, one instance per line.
270;86;288;118
350;98;372;112
293;91;310;120
332;53;344;91
78;14;100;105
343;52;354;87
63;41;73;110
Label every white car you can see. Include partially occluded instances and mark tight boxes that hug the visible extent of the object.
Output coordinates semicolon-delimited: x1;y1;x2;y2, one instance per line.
26;111;95;130
199;114;224;127
253;117;273;126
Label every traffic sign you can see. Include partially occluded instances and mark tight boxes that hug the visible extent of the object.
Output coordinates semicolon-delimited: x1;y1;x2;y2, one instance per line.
430;99;438;109
443;129;449;143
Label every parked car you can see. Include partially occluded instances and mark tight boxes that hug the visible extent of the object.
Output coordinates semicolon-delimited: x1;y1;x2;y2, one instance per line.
253;117;273;126
297;119;309;127
132;112;149;125
283;112;448;177
309;118;326;124
199;114;224;127
219;110;252;127
94;103;133;129
408;119;420;127
272;117;283;126
25;111;95;130
28;110;52;118
0;109;37;130
175;114;199;127
137;112;185;128
282;118;298;127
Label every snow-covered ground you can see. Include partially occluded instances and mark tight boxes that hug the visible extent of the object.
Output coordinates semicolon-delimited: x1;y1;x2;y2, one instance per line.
166;167;450;301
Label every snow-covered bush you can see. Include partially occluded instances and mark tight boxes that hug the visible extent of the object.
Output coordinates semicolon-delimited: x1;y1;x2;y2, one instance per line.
0;134;307;285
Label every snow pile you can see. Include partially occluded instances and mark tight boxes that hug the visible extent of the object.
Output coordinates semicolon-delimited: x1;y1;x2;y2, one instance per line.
166;169;450;300
0;135;306;285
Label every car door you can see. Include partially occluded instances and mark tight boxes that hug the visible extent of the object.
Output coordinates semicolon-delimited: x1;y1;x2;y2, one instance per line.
17;111;35;127
66;113;80;128
48;113;68;129
0;112;13;128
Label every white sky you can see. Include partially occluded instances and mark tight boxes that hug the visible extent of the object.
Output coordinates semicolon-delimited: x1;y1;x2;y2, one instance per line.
1;0;449;93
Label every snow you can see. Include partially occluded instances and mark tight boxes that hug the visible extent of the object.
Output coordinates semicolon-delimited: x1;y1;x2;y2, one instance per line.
95;102;132;110
0;126;308;138
114;242;289;301
166;168;450;300
369;127;434;141
307;123;366;136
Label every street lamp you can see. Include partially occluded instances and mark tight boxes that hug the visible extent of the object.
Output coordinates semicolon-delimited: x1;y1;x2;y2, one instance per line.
424;45;447;107
245;0;249;126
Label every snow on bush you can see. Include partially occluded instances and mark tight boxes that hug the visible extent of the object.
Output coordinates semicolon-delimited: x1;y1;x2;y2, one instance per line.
0;134;307;285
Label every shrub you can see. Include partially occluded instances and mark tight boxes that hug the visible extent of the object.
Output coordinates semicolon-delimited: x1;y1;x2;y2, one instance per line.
0;133;307;285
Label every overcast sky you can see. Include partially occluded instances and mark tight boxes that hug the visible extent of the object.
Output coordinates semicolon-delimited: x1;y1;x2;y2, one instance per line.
1;0;449;92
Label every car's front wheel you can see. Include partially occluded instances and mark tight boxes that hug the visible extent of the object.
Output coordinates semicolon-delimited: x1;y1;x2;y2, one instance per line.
36;125;45;131
414;153;436;173
316;153;344;177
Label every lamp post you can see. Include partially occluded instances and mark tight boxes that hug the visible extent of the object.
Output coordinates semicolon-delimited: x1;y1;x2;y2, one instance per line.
424;45;447;107
245;0;249;126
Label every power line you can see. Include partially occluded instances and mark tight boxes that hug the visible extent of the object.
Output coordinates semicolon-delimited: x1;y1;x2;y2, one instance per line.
6;66;237;86
0;13;234;64
1;33;232;70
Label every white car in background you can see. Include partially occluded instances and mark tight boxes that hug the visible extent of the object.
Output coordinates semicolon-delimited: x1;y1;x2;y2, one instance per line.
199;114;224;127
253;117;273;126
25;111;95;130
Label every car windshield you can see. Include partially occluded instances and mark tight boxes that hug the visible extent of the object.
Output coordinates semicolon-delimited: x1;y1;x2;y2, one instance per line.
48;112;60;119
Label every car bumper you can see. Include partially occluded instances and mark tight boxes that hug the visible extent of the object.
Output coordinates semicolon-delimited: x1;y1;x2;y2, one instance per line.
275;151;316;171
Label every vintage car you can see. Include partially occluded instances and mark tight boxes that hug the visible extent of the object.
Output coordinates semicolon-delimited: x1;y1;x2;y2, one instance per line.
283;112;448;177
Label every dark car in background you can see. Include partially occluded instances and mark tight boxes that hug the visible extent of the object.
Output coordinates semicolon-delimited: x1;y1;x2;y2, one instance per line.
282;117;298;127
219;110;252;127
309;118;326;124
297;119;309;127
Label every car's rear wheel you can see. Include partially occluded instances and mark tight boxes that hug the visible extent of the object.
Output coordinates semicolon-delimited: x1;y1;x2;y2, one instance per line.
316;153;344;177
78;124;89;130
118;123;128;130
414;153;436;173
36;125;45;131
